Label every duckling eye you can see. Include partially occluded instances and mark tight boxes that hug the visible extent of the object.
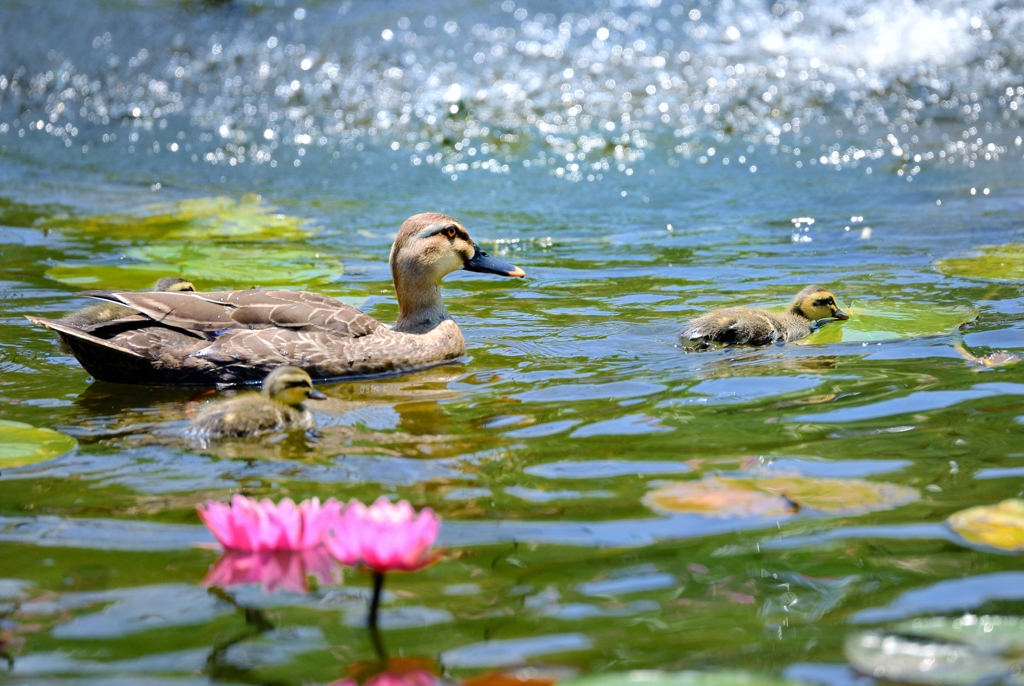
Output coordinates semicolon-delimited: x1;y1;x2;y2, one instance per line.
443;225;458;239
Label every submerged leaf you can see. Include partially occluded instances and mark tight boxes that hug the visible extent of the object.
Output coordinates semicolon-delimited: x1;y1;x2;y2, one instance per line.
846;616;1024;685
644;476;917;517
954;343;1021;369
643;478;796;518
948;499;1024;552
0;420;77;468
801;301;976;344
42;195;313;242
44;196;340;291
47;243;343;291
936;243;1024;282
563;671;808;686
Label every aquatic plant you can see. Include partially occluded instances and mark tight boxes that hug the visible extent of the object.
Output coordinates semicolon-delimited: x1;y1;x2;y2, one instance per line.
323;498;441;573
197;494;344;552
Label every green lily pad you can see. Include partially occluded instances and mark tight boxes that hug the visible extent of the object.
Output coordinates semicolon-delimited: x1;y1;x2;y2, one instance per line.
0;420;77;468
936;244;1024;282
46;243;343;291
644;476;917;517
42;196;314;242
563;671;808;686
846;616;1024;685
948;499;1024;552
801;301;976;344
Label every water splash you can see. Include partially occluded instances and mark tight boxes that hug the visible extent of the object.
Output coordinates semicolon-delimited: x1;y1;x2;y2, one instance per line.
1;0;1022;181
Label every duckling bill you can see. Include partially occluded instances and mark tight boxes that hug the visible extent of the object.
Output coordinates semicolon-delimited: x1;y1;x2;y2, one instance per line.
188;366;325;440
681;285;848;347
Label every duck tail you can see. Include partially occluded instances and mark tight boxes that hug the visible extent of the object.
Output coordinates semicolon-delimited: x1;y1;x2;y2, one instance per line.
26;315;156;383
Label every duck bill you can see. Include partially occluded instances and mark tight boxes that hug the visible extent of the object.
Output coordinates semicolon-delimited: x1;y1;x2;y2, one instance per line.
463;245;526;278
833;308;850;321
309;389;327;400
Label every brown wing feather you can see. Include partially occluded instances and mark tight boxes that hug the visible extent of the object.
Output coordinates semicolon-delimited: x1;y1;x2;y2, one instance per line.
79;289;382;338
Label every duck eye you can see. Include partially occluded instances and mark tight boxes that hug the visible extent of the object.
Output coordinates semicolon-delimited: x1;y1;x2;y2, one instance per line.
443;226;458;239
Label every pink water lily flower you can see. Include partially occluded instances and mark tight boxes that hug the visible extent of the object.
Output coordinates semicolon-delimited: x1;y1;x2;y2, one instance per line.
198;495;344;551
324;497;441;572
203;548;342;594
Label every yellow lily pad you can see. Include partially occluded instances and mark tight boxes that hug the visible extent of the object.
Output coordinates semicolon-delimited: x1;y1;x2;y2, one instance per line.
0;420;77;468
948;499;1024;552
801;301;976;344
643;478;797;518
644;476;917;517
936;243;1024;282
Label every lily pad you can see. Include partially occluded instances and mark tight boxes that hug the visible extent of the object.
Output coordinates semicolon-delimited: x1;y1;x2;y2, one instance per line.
47;243;343;291
563;671;807;686
801;301;976;344
846;616;1024;685
947;499;1024;552
0;420;77;468
42;196;314;242
936;243;1024;282
43;196;340;291
643;478;797;518
644;476;917;517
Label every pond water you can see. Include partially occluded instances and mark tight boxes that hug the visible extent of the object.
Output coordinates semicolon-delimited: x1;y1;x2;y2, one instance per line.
1;0;1023;683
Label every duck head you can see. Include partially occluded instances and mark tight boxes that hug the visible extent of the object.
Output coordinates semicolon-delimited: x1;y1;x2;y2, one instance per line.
154;277;196;293
262;366;326;407
790;285;849;322
390;213;525;332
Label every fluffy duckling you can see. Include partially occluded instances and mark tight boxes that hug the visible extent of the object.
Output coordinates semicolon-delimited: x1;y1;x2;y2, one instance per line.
188;366;326;440
681;285;848;347
60;277;195;329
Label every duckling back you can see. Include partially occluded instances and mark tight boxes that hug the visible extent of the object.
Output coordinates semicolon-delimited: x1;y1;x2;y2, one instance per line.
681;307;812;347
189;393;313;440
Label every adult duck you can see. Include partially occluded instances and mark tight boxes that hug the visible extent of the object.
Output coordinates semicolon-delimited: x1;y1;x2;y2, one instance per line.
29;213;525;385
680;285;848;347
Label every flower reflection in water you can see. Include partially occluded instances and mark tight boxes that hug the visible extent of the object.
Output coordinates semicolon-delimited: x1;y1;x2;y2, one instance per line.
329;667;442;686
203;547;343;594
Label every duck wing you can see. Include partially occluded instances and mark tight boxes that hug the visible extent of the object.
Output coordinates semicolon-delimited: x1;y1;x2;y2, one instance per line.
189;325;460;381
78;289;382;338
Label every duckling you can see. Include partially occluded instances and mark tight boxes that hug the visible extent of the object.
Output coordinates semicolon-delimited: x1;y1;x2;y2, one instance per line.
680;285;848;347
59;277;195;329
188;366;326;440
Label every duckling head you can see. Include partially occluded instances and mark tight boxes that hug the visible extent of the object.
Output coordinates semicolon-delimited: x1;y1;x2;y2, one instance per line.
390;213;525;330
790;285;849;322
154;277;196;293
261;366;327;407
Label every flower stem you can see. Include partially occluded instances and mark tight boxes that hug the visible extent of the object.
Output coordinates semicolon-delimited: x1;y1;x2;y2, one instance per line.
368;570;386;661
